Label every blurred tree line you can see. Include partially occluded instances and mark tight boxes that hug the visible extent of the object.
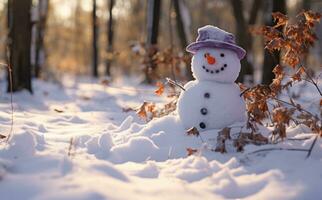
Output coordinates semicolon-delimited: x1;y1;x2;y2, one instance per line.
0;0;321;92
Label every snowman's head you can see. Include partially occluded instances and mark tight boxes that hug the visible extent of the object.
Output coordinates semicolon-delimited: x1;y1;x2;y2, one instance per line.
191;48;241;83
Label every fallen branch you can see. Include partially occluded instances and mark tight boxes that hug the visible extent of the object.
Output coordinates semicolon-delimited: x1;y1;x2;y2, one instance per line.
306;135;319;159
246;147;308;155
287;137;311;141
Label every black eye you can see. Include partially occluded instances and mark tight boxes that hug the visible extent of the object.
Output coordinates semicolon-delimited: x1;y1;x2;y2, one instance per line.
220;53;225;57
204;53;208;58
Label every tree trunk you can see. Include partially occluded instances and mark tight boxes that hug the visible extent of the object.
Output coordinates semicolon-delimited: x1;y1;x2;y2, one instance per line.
261;0;286;85
173;0;187;50
145;0;161;84
92;0;98;77
230;0;258;84
105;0;114;76
302;0;311;10
146;0;161;45
34;0;49;78
248;0;261;26
7;0;33;93
173;0;193;80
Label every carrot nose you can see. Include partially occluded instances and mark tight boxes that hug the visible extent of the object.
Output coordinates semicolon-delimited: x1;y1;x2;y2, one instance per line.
204;53;216;65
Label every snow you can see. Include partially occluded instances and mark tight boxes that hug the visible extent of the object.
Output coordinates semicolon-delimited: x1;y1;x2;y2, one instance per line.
0;77;321;200
2;131;37;158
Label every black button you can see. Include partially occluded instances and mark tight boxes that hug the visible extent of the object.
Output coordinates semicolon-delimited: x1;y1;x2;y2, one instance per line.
204;93;210;98
199;122;206;129
215;70;219;73
224;64;227;67
200;108;208;115
221;67;224;71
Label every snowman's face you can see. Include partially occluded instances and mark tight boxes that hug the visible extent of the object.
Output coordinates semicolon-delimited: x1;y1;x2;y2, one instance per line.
191;48;241;83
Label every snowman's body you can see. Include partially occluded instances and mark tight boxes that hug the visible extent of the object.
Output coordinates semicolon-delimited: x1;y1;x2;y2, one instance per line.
177;29;247;131
178;81;245;130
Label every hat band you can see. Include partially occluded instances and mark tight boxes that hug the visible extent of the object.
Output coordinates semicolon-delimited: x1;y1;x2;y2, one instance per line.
197;38;236;46
197;32;235;45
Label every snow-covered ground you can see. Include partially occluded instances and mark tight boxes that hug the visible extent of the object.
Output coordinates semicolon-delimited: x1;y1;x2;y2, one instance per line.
0;77;321;200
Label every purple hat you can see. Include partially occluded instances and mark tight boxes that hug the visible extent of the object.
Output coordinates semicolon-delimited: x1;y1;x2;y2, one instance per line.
186;25;246;60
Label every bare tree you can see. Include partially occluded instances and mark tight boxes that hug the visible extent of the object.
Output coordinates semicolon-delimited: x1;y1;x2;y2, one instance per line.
302;0;311;10
261;0;286;84
7;0;33;92
230;0;262;84
34;0;49;78
145;0;161;83
173;0;187;50
74;0;83;74
173;0;193;80
105;0;114;76
92;0;98;77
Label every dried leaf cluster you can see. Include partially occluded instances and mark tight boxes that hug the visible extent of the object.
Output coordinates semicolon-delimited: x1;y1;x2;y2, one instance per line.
244;11;321;140
185;126;269;155
186;147;198;156
133;81;179;122
154;82;165;96
254;11;321;68
234;132;268;152
132;43;191;81
214;127;231;153
136;99;178;122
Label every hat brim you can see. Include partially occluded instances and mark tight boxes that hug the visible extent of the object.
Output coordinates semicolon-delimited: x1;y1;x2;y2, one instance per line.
186;40;246;60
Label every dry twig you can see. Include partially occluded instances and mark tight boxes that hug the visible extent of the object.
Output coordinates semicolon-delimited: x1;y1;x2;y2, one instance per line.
0;47;14;143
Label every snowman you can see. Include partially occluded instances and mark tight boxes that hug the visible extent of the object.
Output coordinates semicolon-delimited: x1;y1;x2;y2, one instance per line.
177;25;247;131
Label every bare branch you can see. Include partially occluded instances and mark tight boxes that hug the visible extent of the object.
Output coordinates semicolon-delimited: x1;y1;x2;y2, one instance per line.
166;77;185;91
302;67;322;96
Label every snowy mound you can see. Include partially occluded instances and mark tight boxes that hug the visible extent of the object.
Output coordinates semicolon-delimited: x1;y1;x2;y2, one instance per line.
0;79;321;199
